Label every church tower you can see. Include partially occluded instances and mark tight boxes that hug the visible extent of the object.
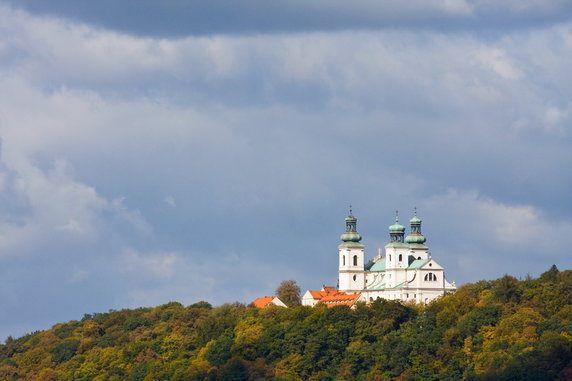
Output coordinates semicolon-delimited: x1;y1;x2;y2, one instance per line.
405;210;429;260
338;209;365;292
384;213;409;287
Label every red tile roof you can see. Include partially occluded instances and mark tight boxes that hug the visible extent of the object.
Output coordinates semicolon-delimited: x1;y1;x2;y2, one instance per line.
305;287;361;307
252;296;274;308
319;293;360;308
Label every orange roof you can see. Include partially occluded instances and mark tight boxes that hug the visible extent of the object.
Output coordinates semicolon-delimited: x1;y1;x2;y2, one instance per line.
319;293;361;308
305;287;360;307
306;286;344;300
308;290;326;299
252;296;274;308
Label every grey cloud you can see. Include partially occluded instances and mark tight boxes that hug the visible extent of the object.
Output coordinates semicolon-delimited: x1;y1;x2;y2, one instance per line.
0;3;571;342
3;0;572;38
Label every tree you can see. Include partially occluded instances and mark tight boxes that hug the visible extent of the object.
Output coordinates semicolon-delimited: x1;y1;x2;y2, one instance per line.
276;280;301;307
492;275;522;303
539;264;559;282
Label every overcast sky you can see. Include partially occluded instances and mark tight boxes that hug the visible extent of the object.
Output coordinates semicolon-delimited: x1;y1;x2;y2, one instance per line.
0;1;571;341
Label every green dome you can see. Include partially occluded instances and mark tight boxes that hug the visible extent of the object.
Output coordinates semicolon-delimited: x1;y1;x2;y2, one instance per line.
410;215;422;224
389;220;405;232
405;233;426;244
341;209;362;243
340;231;362;242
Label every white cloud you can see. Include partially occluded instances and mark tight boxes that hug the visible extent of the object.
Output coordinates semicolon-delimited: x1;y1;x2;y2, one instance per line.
421;189;572;281
119;248;178;280
424;189;572;248
113;248;299;308
0;154;150;257
111;198;152;235
164;195;176;207
474;47;523;80
0;2;571;341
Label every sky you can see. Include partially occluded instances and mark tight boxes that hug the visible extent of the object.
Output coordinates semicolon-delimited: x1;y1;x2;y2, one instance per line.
0;0;571;341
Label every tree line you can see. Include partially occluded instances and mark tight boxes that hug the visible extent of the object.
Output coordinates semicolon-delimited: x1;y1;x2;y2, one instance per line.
0;265;570;380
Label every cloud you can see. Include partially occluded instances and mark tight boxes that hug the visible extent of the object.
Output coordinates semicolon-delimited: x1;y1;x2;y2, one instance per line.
420;189;572;281
164;195;176;208
0;3;571;342
112;248;300;308
3;0;571;37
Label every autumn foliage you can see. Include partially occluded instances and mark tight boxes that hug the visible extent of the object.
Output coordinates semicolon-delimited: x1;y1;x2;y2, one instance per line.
1;267;571;380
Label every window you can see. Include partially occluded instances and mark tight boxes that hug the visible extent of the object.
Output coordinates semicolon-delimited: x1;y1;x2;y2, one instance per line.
353;274;357;281
389;255;392;261
424;272;437;281
343;256;345;266
398;254;402;261
369;297;373;302
417;256;421;260
353;255;357;266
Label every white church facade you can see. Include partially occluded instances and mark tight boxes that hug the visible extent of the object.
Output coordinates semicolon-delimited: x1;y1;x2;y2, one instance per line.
337;210;456;304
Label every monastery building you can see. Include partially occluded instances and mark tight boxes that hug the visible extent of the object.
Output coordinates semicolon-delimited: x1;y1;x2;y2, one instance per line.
303;210;456;306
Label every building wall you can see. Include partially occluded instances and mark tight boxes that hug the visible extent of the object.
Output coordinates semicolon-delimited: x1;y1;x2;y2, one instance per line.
338;247;365;292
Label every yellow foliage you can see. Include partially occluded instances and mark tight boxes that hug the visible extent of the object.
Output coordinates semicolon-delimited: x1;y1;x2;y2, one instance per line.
478;290;493;305
495;308;543;342
32;368;58;381
462;336;473;356
232;316;264;358
82;322;104;338
38;331;58;347
13;347;54;372
274;353;304;381
75;361;100;380
190;340;214;373
162;333;185;361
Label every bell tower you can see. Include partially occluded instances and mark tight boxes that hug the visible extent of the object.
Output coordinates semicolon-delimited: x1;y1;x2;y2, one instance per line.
338;207;365;292
405;209;429;259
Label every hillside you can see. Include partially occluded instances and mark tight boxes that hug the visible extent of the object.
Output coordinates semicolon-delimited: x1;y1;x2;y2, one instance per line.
0;267;571;380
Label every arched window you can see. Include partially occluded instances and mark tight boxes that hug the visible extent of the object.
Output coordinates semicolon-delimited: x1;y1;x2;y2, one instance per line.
417;256;421;260
353;255;357;266
353;274;357;281
424;272;437;281
398;254;402;262
343;256;345;266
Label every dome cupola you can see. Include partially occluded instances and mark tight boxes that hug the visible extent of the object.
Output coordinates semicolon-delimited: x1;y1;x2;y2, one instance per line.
340;207;362;243
388;212;405;243
405;208;427;247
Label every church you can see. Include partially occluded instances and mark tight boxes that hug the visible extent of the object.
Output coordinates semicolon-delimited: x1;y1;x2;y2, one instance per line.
303;209;456;306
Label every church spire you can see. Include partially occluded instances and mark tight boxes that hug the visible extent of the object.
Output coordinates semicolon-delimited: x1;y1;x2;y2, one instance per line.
405;208;427;247
388;211;405;243
340;207;362;243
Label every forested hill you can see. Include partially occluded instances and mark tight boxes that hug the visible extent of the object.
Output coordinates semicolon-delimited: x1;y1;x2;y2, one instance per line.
1;267;571;380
